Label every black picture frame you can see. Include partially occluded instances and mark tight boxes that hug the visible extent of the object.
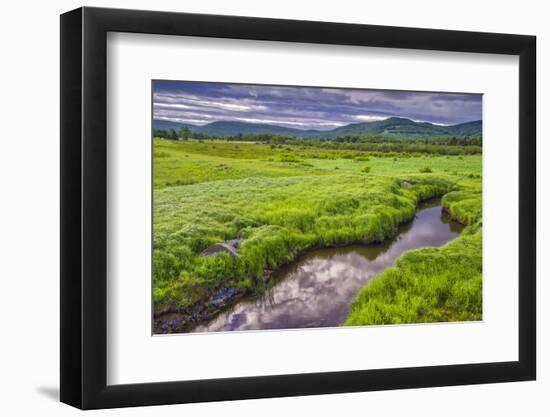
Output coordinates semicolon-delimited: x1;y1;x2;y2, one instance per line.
60;6;536;410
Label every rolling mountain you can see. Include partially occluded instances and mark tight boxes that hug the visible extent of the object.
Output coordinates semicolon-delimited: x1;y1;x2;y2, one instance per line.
153;117;482;138
334;118;482;138
152;119;196;132
187;121;322;137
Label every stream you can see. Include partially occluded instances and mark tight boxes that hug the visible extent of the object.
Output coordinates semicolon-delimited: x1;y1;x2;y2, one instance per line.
192;199;464;333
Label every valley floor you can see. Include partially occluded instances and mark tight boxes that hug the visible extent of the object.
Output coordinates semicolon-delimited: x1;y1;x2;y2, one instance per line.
153;139;482;332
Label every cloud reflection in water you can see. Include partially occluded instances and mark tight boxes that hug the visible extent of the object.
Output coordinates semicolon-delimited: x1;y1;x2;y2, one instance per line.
193;203;463;333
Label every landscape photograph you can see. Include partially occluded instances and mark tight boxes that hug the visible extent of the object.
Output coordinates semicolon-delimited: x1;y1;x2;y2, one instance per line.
152;80;483;334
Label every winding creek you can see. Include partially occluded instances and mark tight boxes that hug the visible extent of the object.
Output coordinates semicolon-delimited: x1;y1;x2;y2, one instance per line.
192;199;464;333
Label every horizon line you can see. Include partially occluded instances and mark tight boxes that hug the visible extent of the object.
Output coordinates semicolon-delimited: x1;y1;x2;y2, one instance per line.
152;116;482;131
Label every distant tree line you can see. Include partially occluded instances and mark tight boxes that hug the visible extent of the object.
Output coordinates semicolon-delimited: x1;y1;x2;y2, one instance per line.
224;132;482;147
152;129;482;155
153;127;210;140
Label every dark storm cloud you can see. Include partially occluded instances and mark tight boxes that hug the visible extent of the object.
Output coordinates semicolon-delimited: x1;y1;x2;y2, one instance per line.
153;81;482;130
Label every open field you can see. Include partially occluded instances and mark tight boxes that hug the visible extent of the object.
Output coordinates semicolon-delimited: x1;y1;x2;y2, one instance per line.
153;138;482;330
154;139;481;188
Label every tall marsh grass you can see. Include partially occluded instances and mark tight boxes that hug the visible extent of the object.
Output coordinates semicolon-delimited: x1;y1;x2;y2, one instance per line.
153;139;482;323
345;188;482;325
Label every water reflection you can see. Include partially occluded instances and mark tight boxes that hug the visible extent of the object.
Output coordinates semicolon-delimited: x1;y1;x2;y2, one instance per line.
193;201;464;333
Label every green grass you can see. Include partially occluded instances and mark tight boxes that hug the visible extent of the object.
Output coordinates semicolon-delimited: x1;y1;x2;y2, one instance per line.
344;187;482;326
153;138;482;324
153;139;481;188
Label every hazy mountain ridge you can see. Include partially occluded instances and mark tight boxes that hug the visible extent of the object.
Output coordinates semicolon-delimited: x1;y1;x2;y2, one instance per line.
153;117;482;138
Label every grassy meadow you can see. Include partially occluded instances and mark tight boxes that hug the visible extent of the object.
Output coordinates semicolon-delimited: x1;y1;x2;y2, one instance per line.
153;138;482;327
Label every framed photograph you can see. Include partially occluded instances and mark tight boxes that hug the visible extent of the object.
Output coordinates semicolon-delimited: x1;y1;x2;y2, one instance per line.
60;6;536;409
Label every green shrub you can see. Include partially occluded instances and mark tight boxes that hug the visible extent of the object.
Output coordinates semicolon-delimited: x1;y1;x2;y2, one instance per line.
354;155;371;162
279;154;302;163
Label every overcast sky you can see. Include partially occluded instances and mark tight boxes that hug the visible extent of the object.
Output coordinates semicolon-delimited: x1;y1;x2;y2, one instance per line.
153;80;482;130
